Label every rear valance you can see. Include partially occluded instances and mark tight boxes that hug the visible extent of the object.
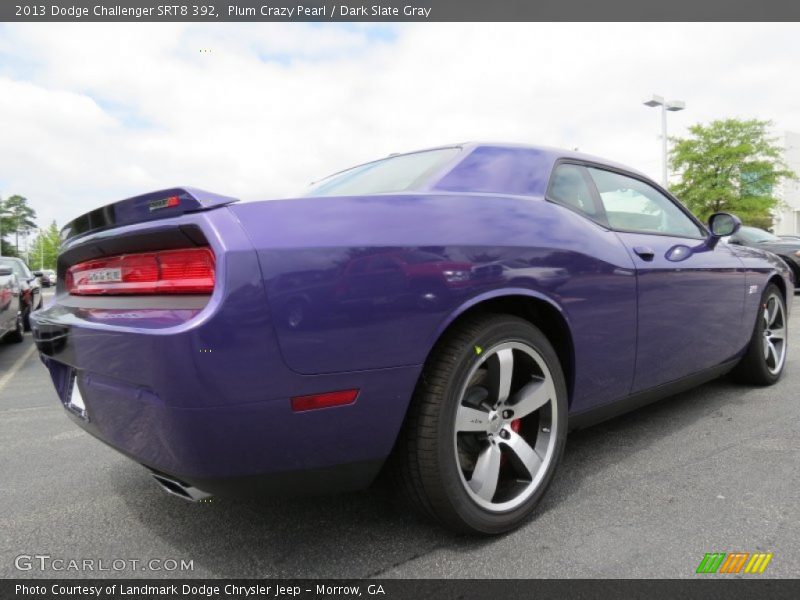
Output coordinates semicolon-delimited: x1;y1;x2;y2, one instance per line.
60;187;239;243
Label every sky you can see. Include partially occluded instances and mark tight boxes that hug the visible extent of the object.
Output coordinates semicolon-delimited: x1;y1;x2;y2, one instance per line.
1;22;800;236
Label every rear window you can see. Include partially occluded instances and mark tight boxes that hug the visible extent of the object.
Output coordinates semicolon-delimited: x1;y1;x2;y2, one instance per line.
305;147;461;197
433;146;552;196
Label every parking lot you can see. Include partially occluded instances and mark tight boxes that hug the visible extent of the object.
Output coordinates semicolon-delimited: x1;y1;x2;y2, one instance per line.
1;289;798;578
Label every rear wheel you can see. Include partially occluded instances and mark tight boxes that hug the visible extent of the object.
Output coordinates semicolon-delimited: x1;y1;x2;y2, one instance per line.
732;283;787;385
393;314;568;534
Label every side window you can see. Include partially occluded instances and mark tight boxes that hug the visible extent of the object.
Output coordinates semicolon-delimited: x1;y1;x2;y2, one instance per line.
548;164;600;220
587;168;705;239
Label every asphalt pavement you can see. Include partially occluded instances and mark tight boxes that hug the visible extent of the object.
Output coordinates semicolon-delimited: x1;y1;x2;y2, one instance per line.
1;289;798;578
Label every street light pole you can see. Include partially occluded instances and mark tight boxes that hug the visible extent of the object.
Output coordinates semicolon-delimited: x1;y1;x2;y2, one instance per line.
644;94;686;187
0;200;5;258
660;101;668;185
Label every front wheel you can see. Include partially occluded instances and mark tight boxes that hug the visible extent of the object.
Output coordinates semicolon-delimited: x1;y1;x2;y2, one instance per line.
393;314;567;534
732;283;787;385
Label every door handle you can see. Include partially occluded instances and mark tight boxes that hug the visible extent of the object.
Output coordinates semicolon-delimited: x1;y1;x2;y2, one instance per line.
633;246;655;261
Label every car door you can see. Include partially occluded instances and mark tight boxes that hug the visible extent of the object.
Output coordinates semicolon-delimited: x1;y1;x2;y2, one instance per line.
585;166;746;393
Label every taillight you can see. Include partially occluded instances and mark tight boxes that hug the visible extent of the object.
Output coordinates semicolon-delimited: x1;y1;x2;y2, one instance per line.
67;247;215;295
290;389;359;412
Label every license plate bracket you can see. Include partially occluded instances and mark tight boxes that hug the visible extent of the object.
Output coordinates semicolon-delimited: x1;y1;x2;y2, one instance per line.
66;372;89;420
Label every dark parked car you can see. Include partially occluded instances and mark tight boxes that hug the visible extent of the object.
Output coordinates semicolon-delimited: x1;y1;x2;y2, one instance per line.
727;226;800;287
0;257;42;331
0;264;24;343
31;144;791;534
39;269;57;287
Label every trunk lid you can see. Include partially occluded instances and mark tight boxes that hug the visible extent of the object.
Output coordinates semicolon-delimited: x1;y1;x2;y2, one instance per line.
61;187;239;244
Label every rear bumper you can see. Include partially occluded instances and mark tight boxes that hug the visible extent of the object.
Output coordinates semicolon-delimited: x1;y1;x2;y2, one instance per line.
148;460;385;499
30;209;421;495
34;346;417;493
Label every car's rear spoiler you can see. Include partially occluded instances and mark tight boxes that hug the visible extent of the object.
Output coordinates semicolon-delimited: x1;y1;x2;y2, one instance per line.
60;187;239;243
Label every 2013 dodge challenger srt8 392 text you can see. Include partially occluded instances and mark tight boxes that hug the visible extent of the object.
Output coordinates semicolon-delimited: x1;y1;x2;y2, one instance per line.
31;144;791;534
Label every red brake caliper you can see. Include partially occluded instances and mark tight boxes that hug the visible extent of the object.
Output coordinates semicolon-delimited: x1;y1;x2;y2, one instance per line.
500;419;522;467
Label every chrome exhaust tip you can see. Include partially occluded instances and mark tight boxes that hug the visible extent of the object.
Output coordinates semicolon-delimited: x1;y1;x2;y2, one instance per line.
150;472;212;502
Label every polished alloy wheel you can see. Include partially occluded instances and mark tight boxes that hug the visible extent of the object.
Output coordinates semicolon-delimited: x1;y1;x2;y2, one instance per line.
453;341;558;512
395;314;568;533
762;292;787;375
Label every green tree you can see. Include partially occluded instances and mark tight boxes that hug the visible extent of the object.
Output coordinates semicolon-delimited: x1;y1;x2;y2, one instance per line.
669;119;795;229
0;194;38;255
0;196;16;257
29;221;61;271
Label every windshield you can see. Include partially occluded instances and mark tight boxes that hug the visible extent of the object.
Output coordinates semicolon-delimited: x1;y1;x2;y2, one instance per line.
735;226;781;244
0;258;31;279
0;258;33;279
304;147;461;197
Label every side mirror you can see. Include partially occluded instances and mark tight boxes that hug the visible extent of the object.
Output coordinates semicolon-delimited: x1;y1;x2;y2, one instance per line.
0;266;12;277
33;271;44;277
707;213;741;248
709;212;741;237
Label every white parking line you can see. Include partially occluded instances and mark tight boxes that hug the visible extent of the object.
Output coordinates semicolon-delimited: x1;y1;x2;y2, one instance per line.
0;343;37;396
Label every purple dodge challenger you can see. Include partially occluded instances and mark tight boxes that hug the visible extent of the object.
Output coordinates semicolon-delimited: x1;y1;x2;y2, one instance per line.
32;144;791;534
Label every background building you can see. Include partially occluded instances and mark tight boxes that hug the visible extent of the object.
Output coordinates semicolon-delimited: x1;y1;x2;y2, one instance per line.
773;131;800;235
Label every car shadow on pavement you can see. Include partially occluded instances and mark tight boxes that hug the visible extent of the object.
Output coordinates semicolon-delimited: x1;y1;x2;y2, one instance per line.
112;466;455;578
111;375;770;578
433;376;761;551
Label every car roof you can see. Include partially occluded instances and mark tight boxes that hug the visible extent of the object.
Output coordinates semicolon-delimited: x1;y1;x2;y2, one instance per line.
423;142;649;179
333;142;649;185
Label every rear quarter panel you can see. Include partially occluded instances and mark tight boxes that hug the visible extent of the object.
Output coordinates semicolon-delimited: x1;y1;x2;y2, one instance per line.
231;192;639;413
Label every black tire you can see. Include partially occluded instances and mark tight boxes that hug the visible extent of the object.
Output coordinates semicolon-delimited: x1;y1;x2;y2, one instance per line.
392;314;568;535
731;283;787;386
5;313;24;344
